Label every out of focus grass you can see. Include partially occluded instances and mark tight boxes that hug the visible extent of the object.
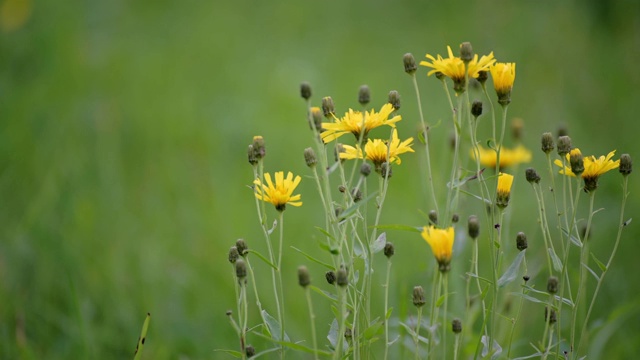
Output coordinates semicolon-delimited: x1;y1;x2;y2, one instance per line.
1;0;639;358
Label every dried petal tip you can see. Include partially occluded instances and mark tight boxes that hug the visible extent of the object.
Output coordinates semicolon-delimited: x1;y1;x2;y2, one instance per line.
428;210;438;225
620;154;632;176
516;232;528;251
459;42;473;63
525;168;541;184
321;96;335;118
452;318;462;334
412;286;426;307
358;85;371;106
235;239;248;256
304;147;317;168
298;266;311;288
471;100;483;118
384;242;395;258
547;276;558;294
300;82;312;100
557;136;572;156
325;270;336;285
403;53;417;75
541;132;555;154
388;90;401;111
468;215;480;240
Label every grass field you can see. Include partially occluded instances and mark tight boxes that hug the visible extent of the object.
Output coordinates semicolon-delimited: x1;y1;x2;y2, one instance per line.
1;0;639;358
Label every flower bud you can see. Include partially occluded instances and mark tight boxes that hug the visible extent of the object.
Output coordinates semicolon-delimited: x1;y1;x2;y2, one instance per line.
388;90;400;111
336;268;348;287
360;163;372;177
358;85;371;106
236;239;248;256
525;168;541;184
516;232;528;251
557;136;572;157
248;145;258;166
569;149;584;176
428;210;438;225
322;96;335;118
620;154;632;176
252;136;266;159
304;147;317;168
545;306;557;324
298;266;311;288
384;242;395;258
451;214;459;224
412;286;426;307
541;132;555;154
403;53;418;75
547;276;558;294
228;246;239;264
380;162;392;179
300;82;312;100
476;70;488;85
459;42;473;63
246;345;256;358
235;259;247;280
311;107;323;132
468;215;480;240
471;100;483;118
351;188;363;202
325;270;336;285
452;318;462;334
523;275;530;283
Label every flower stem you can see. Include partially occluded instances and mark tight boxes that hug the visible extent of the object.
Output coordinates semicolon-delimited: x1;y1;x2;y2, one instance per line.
384;259;392;360
305;287;319;360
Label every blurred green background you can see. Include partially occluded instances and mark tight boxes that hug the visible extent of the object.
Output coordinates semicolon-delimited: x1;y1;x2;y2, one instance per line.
1;0;639;358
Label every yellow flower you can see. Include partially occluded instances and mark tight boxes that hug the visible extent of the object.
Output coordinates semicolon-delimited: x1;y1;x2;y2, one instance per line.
490;62;516;105
321;103;401;143
471;145;532;169
253;171;302;211
420;45;495;92
554;149;620;192
496;172;514;209
340;129;414;167
421;226;455;272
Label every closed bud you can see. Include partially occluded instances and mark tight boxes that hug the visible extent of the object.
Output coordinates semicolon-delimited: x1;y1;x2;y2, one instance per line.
541;132;555;154
246;345;256;358
412;286;426;307
304;147;317;168
235;239;248;256
545;306;557;324
459;42;474;63
228;246;239;264
547;276;558;294
471;100;483;118
298;266;311;288
384;242;395;258
468;215;480;239
452;318;462;334
248;145;258;166
344;328;353;340
525;168;541;184
358;85;371;106
311;107;323;132
403;53;418;75
428;210;438;225
477;70;488;85
523;275;530;283
252;136;266;159
620;154;632;176
351;188;363;202
557;136;572;156
451;214;459;224
235;259;247;280
380;162;392;179
322;96;335;118
300;82;312;100
516;232;528;251
360;163;372;177
338;185;346;193
336;268;348;287
435;71;445;80
569;149;584;176
325;270;336;285
388;90;401;110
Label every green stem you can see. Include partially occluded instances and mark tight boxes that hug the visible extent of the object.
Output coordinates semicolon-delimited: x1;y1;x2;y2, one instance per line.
305;288;319;360
384;259;392;360
507;258;528;358
442;274;449;360
415;306;423;360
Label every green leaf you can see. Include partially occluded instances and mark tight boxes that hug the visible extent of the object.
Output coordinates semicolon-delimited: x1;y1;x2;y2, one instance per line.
315;226;336;241
251;347;281;359
436;293;446;307
212;349;243;358
252;332;333;357
371;232;387;254
309;285;338;303
385;307;393;320
497;250;526;288
494;240;501;249
548;247;563;272
582;264;600;281
459;189;493;205
290;247;334;269
373;224;422;233
261;310;290;342
246;249;278;270
362;318;384;340
561;227;582;248
466;272;492;284
133;313;151;360
338;191;378;221
510;292;545;305
486;139;496;150
590;252;607;272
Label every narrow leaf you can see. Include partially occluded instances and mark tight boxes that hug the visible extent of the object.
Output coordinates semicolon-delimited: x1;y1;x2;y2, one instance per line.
497;250;526;288
338;191;378;221
582;264;600;281
373;224;422;233
251;332;333;357
315;226;336;241
590;252;607;272
212;349;243;358
133;313;151;360
290;247;334;269
385;307;393;320
309;285;338;303
261;310;290;342
548;248;563;272
561;227;582;247
246;249;278;270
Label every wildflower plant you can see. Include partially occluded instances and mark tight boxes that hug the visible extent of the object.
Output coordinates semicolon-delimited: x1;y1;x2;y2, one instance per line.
216;41;632;360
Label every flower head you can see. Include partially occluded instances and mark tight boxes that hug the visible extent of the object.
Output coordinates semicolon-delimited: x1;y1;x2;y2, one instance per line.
340;129;414;170
471;145;532;169
253;171;302;211
421;226;455;272
496;172;514;209
554;149;620;192
420;45;495;92
490;62;516;105
321;103;401;143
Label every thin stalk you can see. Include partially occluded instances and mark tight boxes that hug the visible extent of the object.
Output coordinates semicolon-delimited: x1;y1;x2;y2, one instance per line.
415;306;424;360
453;333;460;360
305;288;319;360
507;258;528;358
442;274;449;360
334;286;347;360
384;259;392;360
444;96;463;223
427;270;440;359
